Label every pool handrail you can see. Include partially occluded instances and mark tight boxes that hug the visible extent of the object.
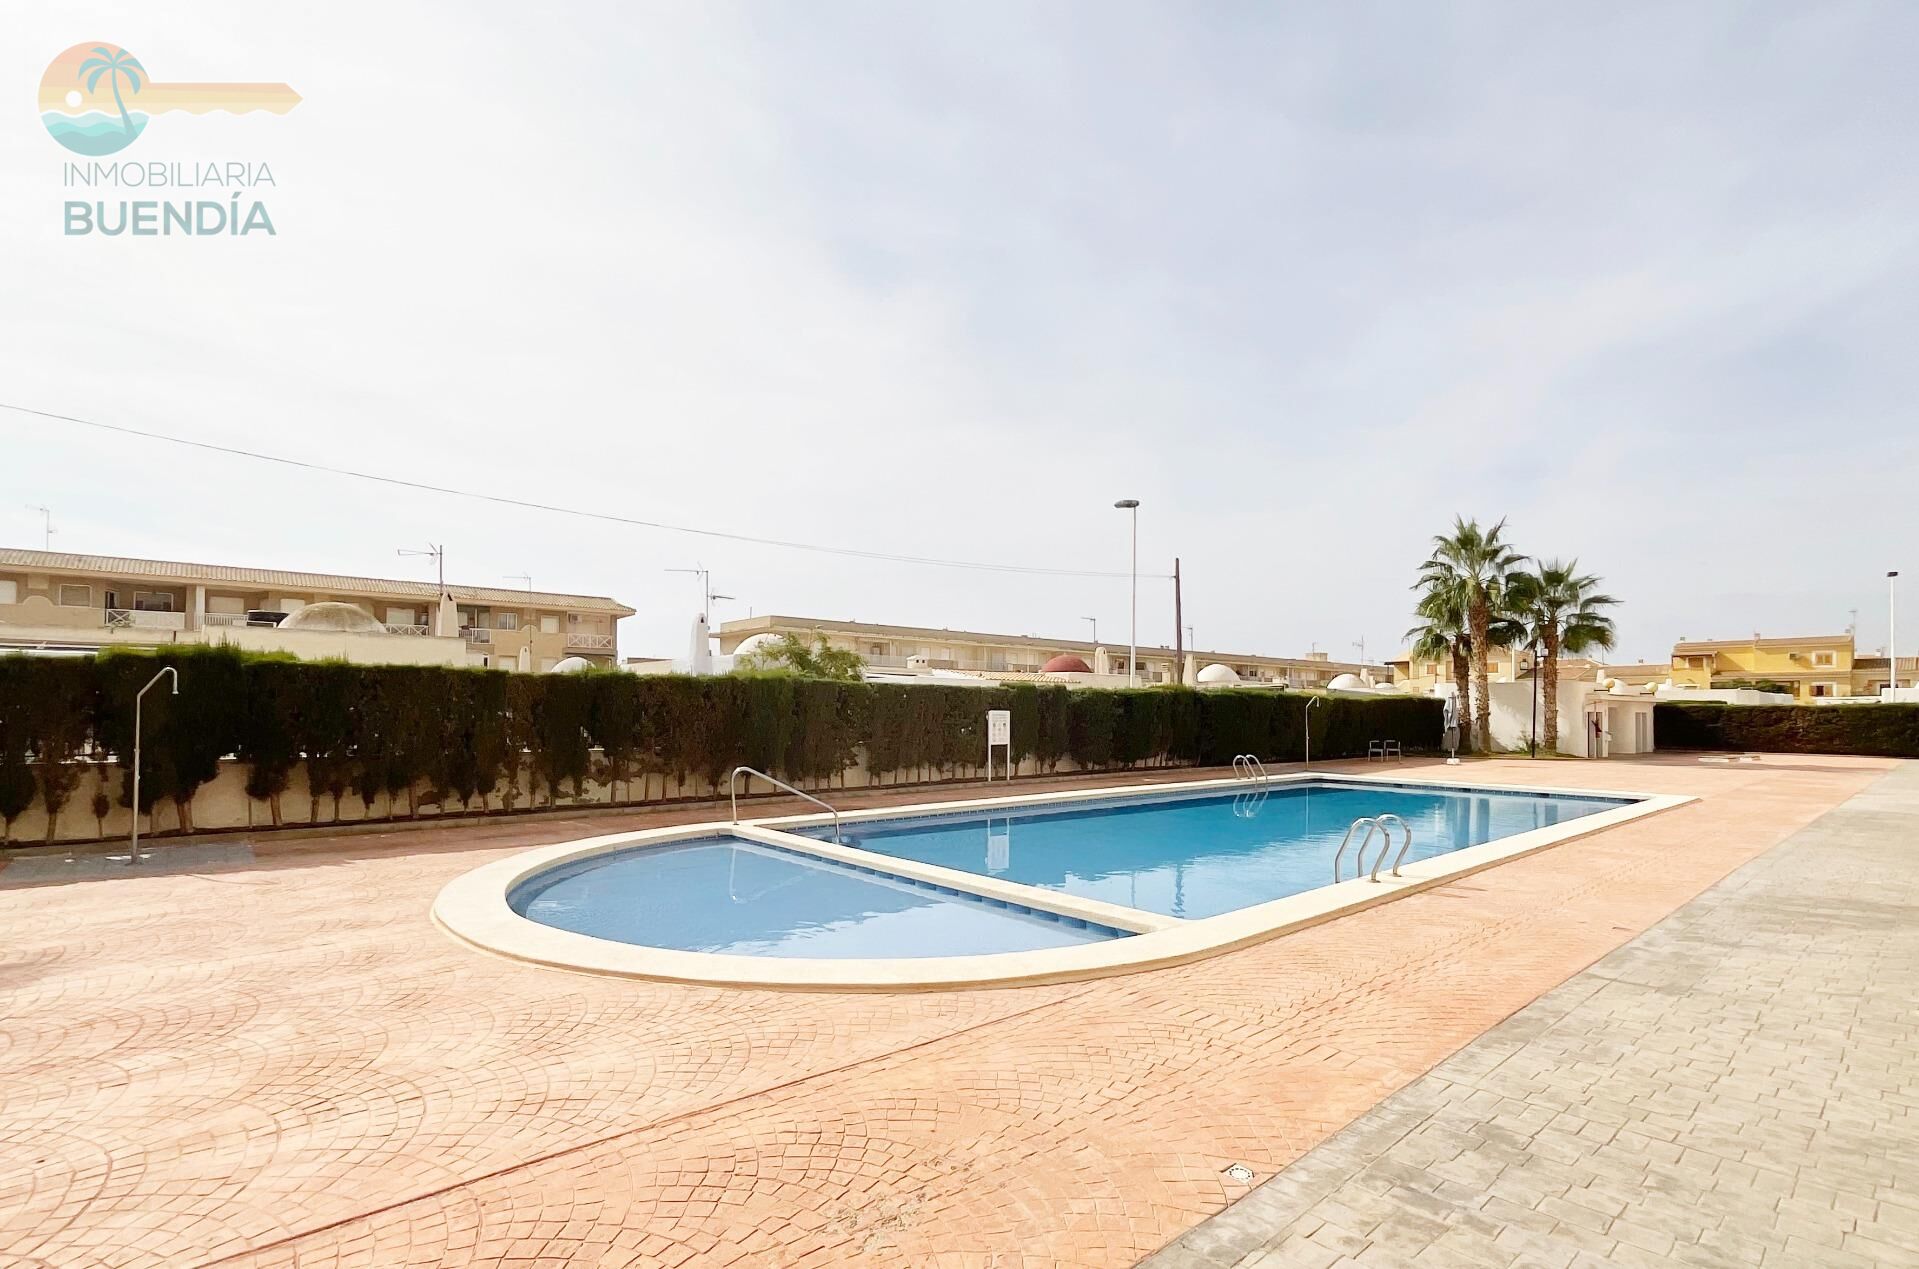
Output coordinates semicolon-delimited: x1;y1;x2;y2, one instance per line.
1333;816;1380;883
729;766;842;843
1231;753;1271;784
1366;813;1413;883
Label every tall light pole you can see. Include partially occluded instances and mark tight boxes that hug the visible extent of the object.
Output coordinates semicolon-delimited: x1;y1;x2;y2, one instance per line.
1891;571;1902;692
1114;499;1139;686
1082;616;1098;646
125;666;179;866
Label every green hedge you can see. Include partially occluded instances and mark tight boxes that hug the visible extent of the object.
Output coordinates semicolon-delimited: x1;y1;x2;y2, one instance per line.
1655;702;1919;758
0;646;1442;840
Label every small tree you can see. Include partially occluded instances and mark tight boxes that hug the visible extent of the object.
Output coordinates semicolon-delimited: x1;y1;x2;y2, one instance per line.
737;632;864;681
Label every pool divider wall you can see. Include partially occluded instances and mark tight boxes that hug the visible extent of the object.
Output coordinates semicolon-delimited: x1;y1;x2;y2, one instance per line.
431;774;1695;992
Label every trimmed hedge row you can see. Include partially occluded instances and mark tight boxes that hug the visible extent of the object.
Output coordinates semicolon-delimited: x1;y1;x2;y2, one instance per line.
1655;702;1919;758
0;646;1442;840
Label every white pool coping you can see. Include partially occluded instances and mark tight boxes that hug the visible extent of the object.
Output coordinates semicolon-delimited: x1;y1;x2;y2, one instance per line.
431;771;1694;992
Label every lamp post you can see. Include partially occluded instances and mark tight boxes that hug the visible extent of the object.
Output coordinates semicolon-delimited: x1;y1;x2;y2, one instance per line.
1114;499;1139;686
1529;639;1541;758
1892;571;1902;693
126;666;179;866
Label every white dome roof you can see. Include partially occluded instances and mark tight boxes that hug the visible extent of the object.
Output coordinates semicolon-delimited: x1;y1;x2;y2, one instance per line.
1372;681;1403;693
277;602;384;634
1327;673;1367;692
550;656;595;674
1196;663;1240;685
733;632;784;657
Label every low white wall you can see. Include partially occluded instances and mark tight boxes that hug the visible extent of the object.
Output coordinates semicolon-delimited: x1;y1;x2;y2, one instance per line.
208;626;481;666
0;747;1139;848
1484;680;1588;756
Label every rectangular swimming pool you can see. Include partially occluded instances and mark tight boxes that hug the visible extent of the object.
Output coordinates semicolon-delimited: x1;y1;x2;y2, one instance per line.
508;835;1126;958
797;780;1632;920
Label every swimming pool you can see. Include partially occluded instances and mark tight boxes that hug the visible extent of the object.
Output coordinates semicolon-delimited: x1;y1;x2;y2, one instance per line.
796;780;1630;919
436;773;1681;990
509;834;1123;957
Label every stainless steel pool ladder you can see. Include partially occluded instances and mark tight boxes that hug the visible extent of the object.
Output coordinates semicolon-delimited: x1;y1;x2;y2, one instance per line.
728;765;842;843
1331;813;1415;884
1332;817;1379;883
1364;813;1413;882
1232;753;1271;784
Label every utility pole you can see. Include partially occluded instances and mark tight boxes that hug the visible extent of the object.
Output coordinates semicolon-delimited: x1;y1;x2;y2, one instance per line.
1113;499;1140;687
1173;557;1184;684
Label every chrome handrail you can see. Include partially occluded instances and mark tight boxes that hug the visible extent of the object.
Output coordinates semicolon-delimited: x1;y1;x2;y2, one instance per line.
729;765;841;843
1333;816;1380;883
1232;753;1271;784
1366;813;1413;882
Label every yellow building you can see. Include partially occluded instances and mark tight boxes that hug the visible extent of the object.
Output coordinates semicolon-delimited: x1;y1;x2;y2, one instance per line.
0;547;632;669
1669;634;1856;700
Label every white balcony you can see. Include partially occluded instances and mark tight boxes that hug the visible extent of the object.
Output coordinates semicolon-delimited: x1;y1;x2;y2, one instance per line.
202;612;251;628
565;632;615;651
384;623;429;636
105;608;187;631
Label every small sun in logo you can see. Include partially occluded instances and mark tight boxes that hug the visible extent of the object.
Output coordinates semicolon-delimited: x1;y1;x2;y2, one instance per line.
38;41;301;156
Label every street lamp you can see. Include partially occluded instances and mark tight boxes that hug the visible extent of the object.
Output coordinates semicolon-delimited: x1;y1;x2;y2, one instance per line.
125;666;179;866
1114;499;1139;686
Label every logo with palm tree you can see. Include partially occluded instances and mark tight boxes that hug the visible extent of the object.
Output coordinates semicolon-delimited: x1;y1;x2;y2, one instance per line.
38;42;300;156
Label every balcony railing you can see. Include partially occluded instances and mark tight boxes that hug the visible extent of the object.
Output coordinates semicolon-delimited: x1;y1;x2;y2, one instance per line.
462;627;492;645
384;623;429;636
105;609;187;631
202;612;250;628
565;632;615;650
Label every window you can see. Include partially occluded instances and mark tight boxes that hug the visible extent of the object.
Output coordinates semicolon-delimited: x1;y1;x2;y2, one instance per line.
58;584;90;607
497;612;519;630
132;592;175;612
539;614;560;634
1810;651;1835;667
1810;682;1835;698
0;580;15;604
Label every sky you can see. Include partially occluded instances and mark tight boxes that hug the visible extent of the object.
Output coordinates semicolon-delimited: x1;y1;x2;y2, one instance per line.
3;2;1915;666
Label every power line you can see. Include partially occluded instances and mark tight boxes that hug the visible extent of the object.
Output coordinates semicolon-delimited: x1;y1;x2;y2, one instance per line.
2;402;1172;580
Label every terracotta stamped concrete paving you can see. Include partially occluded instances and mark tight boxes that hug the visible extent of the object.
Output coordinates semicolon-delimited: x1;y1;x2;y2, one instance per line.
1141;759;1919;1269
0;756;1893;1268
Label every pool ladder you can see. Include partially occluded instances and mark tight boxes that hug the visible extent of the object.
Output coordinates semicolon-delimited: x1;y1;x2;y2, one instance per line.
1232;753;1272;817
729;765;842;843
1332;814;1413;883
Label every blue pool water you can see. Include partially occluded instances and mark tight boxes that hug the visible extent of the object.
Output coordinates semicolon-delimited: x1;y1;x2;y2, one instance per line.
509;836;1122;957
799;781;1630;920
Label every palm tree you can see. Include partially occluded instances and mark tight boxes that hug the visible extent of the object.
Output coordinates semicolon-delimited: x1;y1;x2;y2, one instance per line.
1508;561;1618;749
1418;517;1526;753
1405;582;1475;750
79;46;146;142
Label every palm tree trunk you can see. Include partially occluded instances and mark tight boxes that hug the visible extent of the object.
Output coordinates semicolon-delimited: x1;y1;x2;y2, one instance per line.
1542;632;1561;750
1469;598;1492;753
111;76;134;138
